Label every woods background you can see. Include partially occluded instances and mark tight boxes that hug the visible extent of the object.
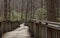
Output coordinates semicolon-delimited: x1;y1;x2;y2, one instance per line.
0;0;60;22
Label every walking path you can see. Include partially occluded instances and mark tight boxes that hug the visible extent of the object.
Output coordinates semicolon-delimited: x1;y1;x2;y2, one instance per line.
2;23;30;38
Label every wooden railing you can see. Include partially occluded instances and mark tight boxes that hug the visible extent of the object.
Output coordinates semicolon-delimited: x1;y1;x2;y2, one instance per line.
0;19;60;38
25;19;60;38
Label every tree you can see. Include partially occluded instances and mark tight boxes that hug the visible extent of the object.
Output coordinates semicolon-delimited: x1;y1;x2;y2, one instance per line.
4;0;7;20
46;0;59;22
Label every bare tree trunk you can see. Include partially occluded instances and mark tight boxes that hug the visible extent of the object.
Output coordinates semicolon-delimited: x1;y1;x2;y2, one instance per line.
4;0;7;21
46;0;59;22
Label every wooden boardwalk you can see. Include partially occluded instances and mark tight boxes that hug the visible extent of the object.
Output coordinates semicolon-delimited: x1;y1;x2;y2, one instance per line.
2;23;31;38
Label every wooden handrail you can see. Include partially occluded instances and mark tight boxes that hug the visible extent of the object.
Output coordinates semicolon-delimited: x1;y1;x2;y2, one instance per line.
30;19;60;30
31;19;60;25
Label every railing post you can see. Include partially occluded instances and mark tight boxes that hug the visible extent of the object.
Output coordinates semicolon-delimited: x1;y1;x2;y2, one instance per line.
33;21;36;38
36;22;41;38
